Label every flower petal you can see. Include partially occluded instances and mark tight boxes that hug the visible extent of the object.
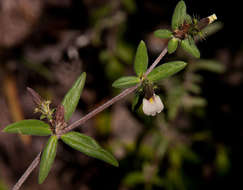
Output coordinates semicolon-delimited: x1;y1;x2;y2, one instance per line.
142;98;157;116
154;95;164;113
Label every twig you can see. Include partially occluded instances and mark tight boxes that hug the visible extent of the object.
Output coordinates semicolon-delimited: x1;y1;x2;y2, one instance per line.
12;152;41;190
59;47;168;135
59;84;139;135
12;46;168;190
145;47;168;76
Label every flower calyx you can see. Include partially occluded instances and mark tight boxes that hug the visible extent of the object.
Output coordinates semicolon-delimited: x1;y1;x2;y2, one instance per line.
54;104;67;134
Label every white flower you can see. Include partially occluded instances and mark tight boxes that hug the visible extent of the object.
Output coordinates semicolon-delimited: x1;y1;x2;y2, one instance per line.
208;14;217;24
142;94;164;116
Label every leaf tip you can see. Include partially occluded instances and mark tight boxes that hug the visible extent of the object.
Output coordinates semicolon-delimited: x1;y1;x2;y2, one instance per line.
177;61;188;69
81;72;87;79
168;38;179;54
182;61;188;66
139;40;145;45
113;160;119;167
178;0;186;6
2;127;7;133
38;176;44;184
111;81;117;88
194;50;201;59
2;126;12;133
153;30;160;38
38;168;46;184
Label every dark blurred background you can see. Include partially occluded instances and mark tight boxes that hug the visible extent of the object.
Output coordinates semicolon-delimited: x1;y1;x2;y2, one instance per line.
1;0;243;190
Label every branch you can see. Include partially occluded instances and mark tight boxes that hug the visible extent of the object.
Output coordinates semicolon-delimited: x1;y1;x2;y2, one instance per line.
12;46;168;190
145;47;168;76
59;47;168;135
12;152;41;190
59;84;139;135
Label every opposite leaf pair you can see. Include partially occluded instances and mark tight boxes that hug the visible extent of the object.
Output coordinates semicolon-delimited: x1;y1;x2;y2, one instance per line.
3;72;118;185
39;131;118;184
112;40;187;116
112;41;187;89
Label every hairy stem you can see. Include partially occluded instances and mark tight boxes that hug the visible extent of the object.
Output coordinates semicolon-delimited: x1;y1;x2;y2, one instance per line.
145;47;168;76
59;84;139;135
12;152;41;190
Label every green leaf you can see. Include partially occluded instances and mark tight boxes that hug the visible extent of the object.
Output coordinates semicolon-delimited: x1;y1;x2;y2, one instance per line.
185;97;207;108
61;132;119;167
147;61;187;82
3;119;51;136
38;136;58;184
167;86;184;120
171;0;187;30
195;60;225;73
168;38;179;54
215;146;230;175
181;38;200;58
154;29;173;39
123;172;145;187
122;0;136;13
0;179;8;190
62;72;86;121
116;42;134;64
185;14;192;24
105;57;124;80
112;76;140;89
188;83;201;94
132;93;141;111
134;41;148;77
22;59;54;82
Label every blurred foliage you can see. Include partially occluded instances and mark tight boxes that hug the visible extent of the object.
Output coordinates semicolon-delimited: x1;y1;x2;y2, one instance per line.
0;180;8;190
0;0;232;190
105;5;226;187
117;56;226;189
0;176;8;190
95;111;111;135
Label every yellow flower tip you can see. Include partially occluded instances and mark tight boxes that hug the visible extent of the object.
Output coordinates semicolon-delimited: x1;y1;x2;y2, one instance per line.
149;97;154;103
34;108;39;113
208;14;217;24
